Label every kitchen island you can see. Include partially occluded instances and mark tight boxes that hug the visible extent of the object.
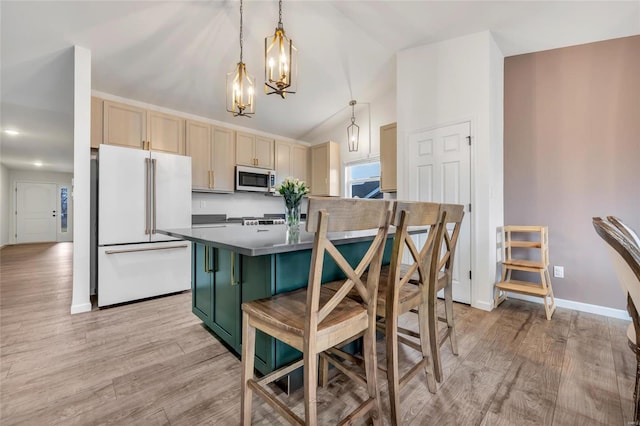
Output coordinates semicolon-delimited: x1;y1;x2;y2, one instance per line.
158;224;394;377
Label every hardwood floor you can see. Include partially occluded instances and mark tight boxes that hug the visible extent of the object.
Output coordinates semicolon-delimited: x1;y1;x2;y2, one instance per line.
0;242;634;425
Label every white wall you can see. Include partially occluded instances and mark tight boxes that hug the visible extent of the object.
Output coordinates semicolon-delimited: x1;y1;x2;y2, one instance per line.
0;164;10;247
71;46;92;314
397;31;504;311
8;169;74;244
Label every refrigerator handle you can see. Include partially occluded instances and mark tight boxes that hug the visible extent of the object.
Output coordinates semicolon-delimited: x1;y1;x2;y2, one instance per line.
152;158;157;234
144;158;150;235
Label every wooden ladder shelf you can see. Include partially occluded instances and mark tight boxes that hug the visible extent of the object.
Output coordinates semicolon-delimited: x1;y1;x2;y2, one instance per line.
494;225;556;320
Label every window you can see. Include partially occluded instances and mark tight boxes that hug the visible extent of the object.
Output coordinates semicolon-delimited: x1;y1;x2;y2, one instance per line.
60;187;68;232
345;161;382;199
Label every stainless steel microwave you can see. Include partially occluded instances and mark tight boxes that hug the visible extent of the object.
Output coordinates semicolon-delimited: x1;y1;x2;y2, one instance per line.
235;166;276;193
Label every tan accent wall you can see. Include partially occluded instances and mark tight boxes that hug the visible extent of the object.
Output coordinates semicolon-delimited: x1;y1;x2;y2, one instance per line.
504;35;640;310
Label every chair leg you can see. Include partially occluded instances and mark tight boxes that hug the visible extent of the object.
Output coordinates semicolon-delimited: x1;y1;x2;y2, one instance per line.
427;292;443;383
363;322;382;426
443;281;458;356
540;269;552;320
634;348;640;424
241;312;256;426
304;350;318;425
385;306;402;426
319;354;330;388
417;302;437;393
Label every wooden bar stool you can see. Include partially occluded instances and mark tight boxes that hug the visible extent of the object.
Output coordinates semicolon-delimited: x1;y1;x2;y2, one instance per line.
240;196;392;425
425;203;465;383
321;201;447;425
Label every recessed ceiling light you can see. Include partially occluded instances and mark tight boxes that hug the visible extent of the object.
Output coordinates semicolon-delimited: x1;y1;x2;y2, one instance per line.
3;129;20;136
34;161;43;167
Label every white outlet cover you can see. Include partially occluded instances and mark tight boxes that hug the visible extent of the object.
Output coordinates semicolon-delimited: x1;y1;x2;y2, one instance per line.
553;266;564;278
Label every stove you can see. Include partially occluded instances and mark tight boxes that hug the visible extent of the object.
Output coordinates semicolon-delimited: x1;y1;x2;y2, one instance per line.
242;217;285;226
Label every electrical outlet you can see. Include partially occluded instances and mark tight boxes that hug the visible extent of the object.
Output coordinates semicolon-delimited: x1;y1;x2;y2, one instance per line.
200;200;206;209
553;266;564;278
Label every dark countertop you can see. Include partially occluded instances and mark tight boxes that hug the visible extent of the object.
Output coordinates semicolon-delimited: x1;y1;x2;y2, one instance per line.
158;224;428;256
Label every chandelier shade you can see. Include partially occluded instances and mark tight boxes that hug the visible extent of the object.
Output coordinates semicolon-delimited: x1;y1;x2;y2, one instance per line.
264;0;297;98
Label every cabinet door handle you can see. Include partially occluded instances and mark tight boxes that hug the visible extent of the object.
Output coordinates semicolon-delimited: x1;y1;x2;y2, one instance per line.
204;246;214;273
151;158;157;234
105;244;189;255
231;252;238;286
211;171;215;189
208;171;212;189
144;158;151;234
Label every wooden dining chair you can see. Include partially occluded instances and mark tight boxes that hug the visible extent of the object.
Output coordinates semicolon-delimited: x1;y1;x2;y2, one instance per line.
593;217;640;423
320;200;447;425
241;196;392;425
608;216;640;249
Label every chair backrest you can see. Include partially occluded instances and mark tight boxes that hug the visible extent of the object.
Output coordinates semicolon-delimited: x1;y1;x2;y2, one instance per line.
386;201;442;307
436;204;465;281
593;217;640;315
305;196;392;332
607;216;640;249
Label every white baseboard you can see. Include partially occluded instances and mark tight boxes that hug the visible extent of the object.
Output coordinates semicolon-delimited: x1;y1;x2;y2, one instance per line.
70;303;92;314
506;292;630;320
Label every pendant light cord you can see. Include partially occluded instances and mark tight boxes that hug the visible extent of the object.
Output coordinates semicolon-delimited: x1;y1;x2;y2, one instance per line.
239;0;244;63
278;0;283;28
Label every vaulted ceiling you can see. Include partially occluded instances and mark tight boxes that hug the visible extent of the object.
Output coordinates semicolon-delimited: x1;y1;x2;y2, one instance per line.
1;1;638;172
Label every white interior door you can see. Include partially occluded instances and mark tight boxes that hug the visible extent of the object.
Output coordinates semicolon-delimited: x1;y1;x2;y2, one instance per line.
408;122;472;304
16;182;57;243
151;151;192;242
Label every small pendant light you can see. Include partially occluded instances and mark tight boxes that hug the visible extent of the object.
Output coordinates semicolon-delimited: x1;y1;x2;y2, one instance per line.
347;100;359;152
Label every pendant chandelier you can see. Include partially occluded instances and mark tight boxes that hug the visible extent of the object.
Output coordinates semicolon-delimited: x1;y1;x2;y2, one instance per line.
347;100;359;152
264;0;297;98
226;0;255;117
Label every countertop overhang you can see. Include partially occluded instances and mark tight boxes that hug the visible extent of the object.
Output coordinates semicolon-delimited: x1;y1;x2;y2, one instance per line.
158;224;429;256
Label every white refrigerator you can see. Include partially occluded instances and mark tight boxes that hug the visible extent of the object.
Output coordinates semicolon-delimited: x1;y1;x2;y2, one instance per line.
97;144;192;307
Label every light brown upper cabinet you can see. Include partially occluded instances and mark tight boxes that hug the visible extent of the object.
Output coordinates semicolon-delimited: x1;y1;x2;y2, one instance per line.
103;100;147;150
186;120;212;190
310;141;341;196
236;132;274;169
102;100;184;155
275;141;293;184
147;110;185;154
275;141;309;186
186;120;235;193
91;97;103;149
292;144;309;184
211;127;235;192
380;122;397;193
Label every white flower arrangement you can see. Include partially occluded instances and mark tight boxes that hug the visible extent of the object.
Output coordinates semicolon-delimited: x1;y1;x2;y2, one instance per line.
276;177;309;209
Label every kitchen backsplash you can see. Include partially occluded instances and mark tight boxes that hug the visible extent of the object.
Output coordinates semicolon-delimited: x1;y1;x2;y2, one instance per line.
192;191;309;218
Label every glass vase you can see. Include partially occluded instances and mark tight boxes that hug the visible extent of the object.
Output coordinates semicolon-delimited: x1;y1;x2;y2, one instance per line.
285;203;301;231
